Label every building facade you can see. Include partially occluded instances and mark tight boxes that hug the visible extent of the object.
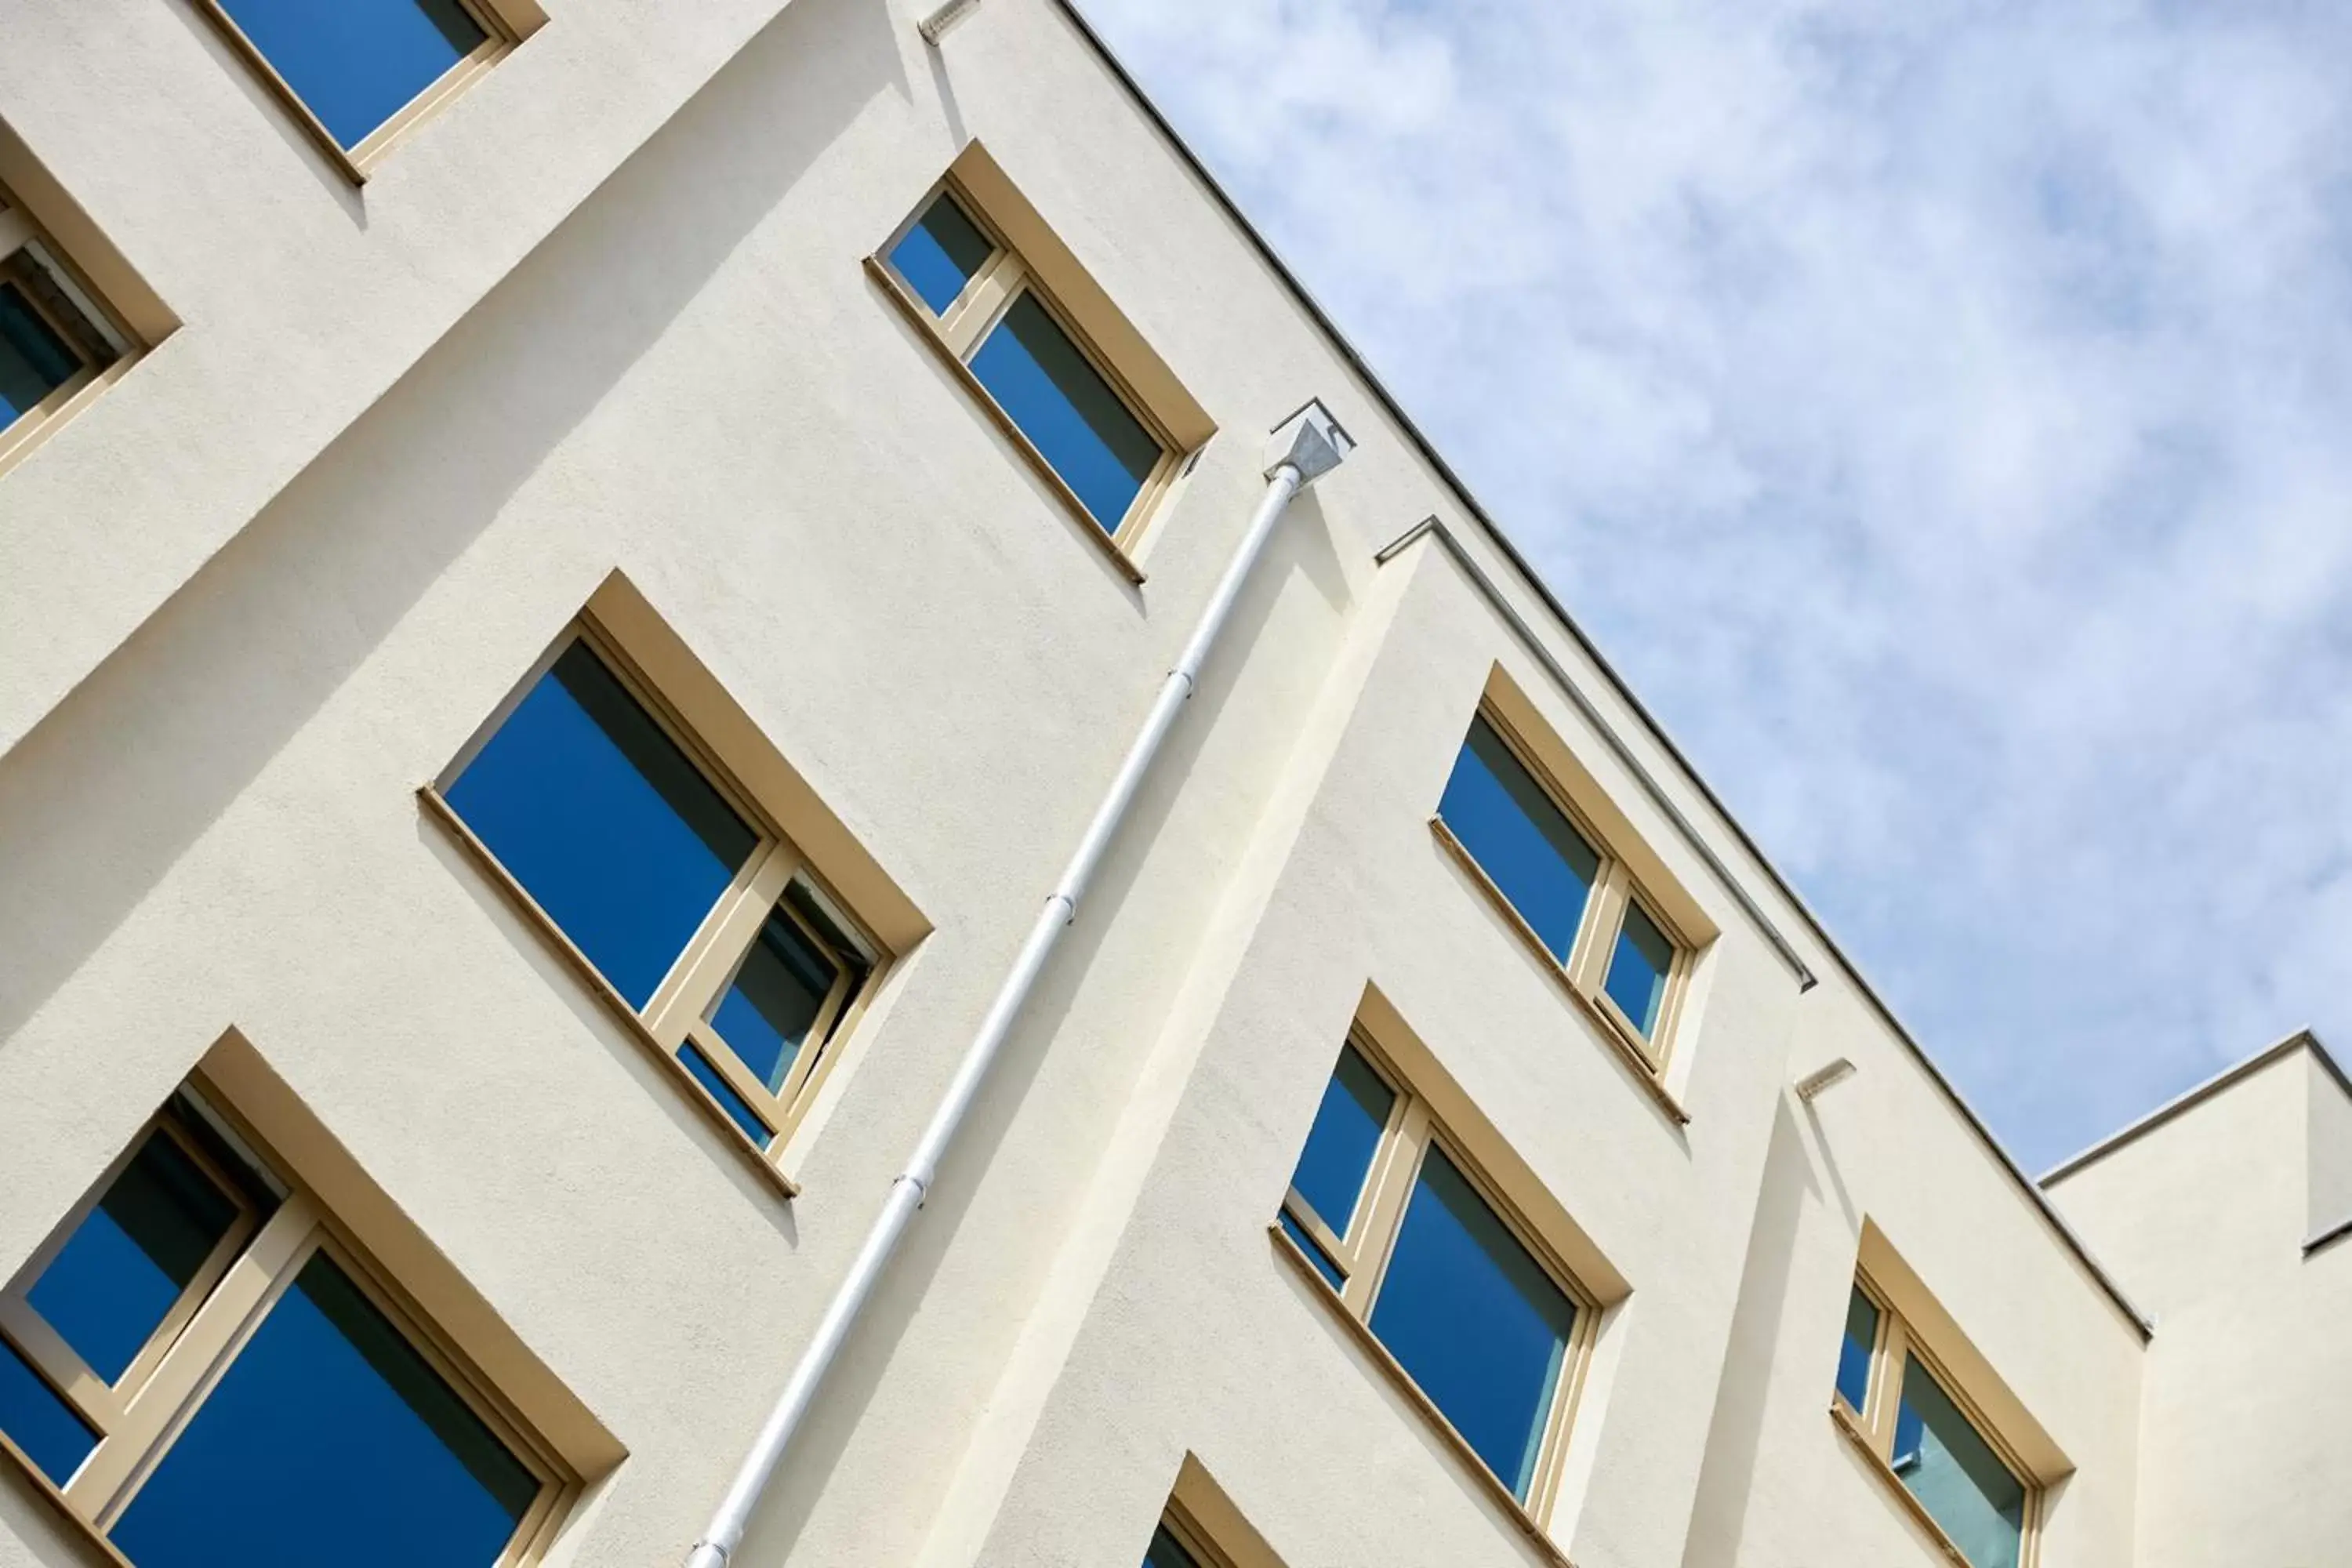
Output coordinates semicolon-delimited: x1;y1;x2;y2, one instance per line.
0;2;2343;1566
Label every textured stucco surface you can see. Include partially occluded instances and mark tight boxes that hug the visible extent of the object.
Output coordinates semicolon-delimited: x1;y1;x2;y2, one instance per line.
2050;1045;2352;1568
0;2;2323;1566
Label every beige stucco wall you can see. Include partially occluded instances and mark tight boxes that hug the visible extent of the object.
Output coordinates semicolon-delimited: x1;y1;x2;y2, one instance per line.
1708;971;2148;1568
0;2;2298;1567
2049;1044;2352;1568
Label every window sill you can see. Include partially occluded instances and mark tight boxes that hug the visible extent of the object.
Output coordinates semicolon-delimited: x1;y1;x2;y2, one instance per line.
1428;818;1690;1127
189;0;516;185
1828;1404;1981;1568
417;786;802;1202
0;357;138;481
0;1428;136;1568
864;254;1150;589
1268;1223;1578;1568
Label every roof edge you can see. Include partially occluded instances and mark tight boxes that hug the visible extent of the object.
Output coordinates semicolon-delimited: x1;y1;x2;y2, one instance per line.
1044;0;2154;1341
2042;1029;2340;1187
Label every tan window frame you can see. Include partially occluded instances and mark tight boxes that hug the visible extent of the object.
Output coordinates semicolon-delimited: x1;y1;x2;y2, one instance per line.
0;1091;577;1563
423;622;887;1191
1271;1029;1600;1537
1831;1273;2044;1568
869;177;1188;579
187;0;534;183
1154;1507;1235;1568
1432;703;1698;1093
0;185;139;477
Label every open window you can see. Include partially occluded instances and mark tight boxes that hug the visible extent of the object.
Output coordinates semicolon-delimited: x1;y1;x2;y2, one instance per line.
423;576;923;1185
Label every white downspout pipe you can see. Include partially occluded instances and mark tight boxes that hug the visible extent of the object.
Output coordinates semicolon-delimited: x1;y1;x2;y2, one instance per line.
684;401;1353;1568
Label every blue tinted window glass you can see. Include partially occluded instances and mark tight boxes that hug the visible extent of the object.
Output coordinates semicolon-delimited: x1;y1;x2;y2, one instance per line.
1277;1210;1345;1291
887;194;996;316
1893;1355;2026;1568
1369;1148;1576;1500
0;280;81;429
1835;1287;1878;1414
1438;717;1599;961
707;909;840;1092
216;0;487;151
1143;1523;1203;1568
1602;898;1675;1038
678;1045;774;1148
0;1335;96;1486
1285;1046;1395;1240
447;641;758;1009
111;1253;539;1568
27;1132;240;1385
968;292;1162;532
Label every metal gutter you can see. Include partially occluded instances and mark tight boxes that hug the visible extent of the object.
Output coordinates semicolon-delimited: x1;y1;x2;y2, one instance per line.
2042;1028;2343;1185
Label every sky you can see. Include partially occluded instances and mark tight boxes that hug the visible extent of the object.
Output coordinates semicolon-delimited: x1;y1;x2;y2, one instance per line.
1079;0;2352;1174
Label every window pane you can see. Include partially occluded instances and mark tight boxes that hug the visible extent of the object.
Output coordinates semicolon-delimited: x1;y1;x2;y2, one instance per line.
888;194;996;315
1143;1523;1204;1568
1438;717;1599;962
1277;1210;1345;1291
0;279;80;429
111;1253;540;1568
677;1044;775;1149
1602;898;1675;1039
216;0;488;151
1892;1354;2027;1568
1370;1148;1575;1501
706;907;841;1092
1285;1046;1395;1240
783;881;873;998
0;1334;96;1486
1835;1287;1878;1414
27;1131;240;1384
447;641;759;1009
969;292;1162;532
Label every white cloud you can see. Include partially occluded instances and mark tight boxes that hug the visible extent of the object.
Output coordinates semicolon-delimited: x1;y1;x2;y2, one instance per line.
1080;0;2352;1169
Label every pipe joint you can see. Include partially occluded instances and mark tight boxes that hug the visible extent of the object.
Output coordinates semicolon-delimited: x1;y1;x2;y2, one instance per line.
1263;400;1353;488
677;403;1347;1567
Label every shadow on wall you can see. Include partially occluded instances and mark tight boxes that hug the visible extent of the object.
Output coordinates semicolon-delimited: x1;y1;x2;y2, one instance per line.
0;0;904;1044
1680;1097;1818;1568
730;483;1356;1566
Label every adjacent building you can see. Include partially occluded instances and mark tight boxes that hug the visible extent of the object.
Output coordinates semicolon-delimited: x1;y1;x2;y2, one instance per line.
0;2;2342;1566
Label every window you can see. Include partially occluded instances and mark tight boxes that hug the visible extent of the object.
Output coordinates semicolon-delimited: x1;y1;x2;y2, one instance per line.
879;184;1180;546
0;1090;573;1564
431;627;883;1166
1143;1519;1210;1568
1274;1035;1595;1518
1834;1279;2036;1568
1436;709;1693;1071
193;0;528;175
0;184;131;467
